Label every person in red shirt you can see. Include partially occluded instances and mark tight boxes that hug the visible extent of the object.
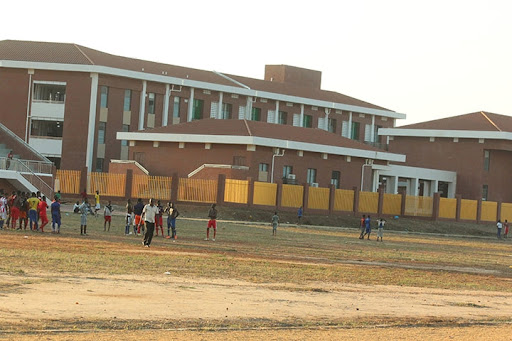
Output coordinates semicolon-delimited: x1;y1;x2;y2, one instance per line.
38;195;49;232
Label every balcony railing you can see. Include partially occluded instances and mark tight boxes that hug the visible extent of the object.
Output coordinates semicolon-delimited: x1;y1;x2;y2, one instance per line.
0;157;54;199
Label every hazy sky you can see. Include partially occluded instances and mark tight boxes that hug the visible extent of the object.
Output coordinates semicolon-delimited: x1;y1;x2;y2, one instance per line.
2;0;511;125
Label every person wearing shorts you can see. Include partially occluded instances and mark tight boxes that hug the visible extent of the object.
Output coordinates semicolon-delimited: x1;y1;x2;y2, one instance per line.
9;192;19;229
377;218;385;242
205;204;218;241
103;200;113;232
155;200;164;237
94;190;101;216
27;192;40;231
79;198;92;235
165;202;180;240
125;199;134;235
271;211;279;236
38;196;49;232
134;198;145;235
51;197;61;233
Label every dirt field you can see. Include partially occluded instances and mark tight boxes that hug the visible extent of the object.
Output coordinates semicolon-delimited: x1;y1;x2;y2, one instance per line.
1;208;511;340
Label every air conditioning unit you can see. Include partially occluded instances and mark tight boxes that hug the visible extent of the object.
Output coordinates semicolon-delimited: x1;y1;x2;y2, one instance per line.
311;183;319;187
287;174;296;180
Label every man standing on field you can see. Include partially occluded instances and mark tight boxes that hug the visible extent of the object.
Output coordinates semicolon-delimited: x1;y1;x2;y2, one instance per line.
141;198;158;248
205;204;218;241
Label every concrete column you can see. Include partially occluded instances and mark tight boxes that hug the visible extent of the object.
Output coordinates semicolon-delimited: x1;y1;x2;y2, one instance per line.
377;187;384;216
447;182;456;198
86;73;99;170
423;181;430;197
138;80;147;130
371;114;375;142
187;87;194;122
348;112;353;139
80;166;88;196
353;186;360;216
455;194;462;222
388;176;398;194
246;96;252;120
300;104;304;127
497;201;502;222
400;191;407;217
430;180;439;197
217;92;223;119
247;178;254;207
476;199;482;224
302;183;309;213
410;178;419;196
372;169;379;192
162;84;170;126
216;173;226;205
276;182;283;210
275;101;279;124
171;173;179;202
328;184;336;214
432;192;441;221
125;169;133;200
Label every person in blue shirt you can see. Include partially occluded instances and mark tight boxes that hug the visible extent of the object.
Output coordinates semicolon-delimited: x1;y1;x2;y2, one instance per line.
50;196;61;234
297;206;303;225
363;215;371;240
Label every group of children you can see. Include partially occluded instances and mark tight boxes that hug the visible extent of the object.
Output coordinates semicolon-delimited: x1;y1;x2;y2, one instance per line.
359;215;386;241
0;190;62;233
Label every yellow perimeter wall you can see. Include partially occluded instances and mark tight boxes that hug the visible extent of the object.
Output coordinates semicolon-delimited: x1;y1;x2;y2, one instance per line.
439;198;457;219
334;189;354;212
359;192;378;214
253;182;277;206
281;184;303;208
405;196;433;217
481;201;497;222
224;179;248;204
55;169;81;194
308;187;330;210
460;199;477;221
382;193;401;216
178;178;217;203
89;172;126;197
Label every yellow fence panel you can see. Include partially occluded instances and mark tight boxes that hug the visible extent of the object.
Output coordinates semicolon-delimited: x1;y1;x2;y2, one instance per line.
281;184;303;208
501;203;512;222
132;174;172;200
178;178;217;203
439;198;457;219
224;179;248;204
334;189;354;212
253;182;277;206
88;172;126;197
481;201;497;222
382;193;402;216
405;195;433;217
460;199;477;221
358;191;378;214
308;187;329;210
55;169;81;194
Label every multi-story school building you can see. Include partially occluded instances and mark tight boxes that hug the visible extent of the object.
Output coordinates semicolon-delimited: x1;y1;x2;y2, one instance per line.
0;39;457;196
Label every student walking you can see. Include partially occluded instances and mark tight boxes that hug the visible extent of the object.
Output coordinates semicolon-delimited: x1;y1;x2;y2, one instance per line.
125;199;134;235
271;211;279;236
363;215;372;240
359;215;366;239
165;202;180;240
38;196;49;232
79;198;92;235
134;198;145;235
141;198;159;248
504;219;509;239
103;201;113;232
205;204;218;241
297;206;303;225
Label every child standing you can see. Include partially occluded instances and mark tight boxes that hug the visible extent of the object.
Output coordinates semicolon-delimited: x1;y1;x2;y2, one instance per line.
271;211;279;236
504;219;509;239
205;204;217;241
103;200;113;232
51;196;61;234
165;202;180;240
94;190;101;217
363;215;371;240
155;200;164;237
359;215;366;239
125;199;133;235
376;218;385;242
38;196;49;232
79;198;92;235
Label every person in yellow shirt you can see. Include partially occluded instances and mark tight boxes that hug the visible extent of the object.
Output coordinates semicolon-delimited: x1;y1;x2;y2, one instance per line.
27;192;40;231
94;190;101;217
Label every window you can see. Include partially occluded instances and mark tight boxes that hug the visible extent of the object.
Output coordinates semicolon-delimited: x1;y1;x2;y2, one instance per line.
233;156;246;166
259;163;269;172
98;122;106;144
282;165;293;178
95;158;104;172
278;111;287;125
307;168;317;185
173;97;180;117
328;118;337;133
193;99;204;120
121;124;129;146
148;93;155;115
30;120;63;138
351;121;360;140
220;103;232;119
100;86;108;108
374;125;382;143
123;89;131;111
484;150;490;171
303;115;312;128
33;83;66;103
251;107;261;121
331;171;340;189
482;184;488;201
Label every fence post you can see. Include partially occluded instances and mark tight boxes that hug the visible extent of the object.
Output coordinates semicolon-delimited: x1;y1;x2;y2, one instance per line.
455;194;462;222
353;186;360;216
302;183;310;213
247;178;254;208
400;190;407;217
497;201;502;222
377;187;384;216
328;184;336;214
476;198;482;224
432;192;441;221
171;173;179;202
216;174;226;206
80;166;88;195
125;169;133;200
276;182;283;211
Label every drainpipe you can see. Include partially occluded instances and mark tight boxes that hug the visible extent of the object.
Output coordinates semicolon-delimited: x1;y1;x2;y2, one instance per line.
270;148;285;183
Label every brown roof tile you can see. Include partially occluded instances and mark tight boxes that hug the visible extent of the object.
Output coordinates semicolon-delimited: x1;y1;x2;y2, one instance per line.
1;40;394;112
398;111;512;132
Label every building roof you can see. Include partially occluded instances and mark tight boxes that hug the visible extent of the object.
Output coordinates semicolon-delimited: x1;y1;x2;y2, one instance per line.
0;40;393;113
118;119;406;163
397;111;512;132
379;111;512;140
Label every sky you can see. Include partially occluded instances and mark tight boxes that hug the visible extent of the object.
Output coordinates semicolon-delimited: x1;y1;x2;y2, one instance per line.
1;0;511;126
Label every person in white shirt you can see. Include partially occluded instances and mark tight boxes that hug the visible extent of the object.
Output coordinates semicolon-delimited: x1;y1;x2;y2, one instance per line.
141;198;159;248
497;219;503;239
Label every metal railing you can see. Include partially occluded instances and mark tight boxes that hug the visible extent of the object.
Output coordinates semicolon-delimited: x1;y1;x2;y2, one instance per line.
1;158;54;199
0;157;53;175
0;122;53;163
